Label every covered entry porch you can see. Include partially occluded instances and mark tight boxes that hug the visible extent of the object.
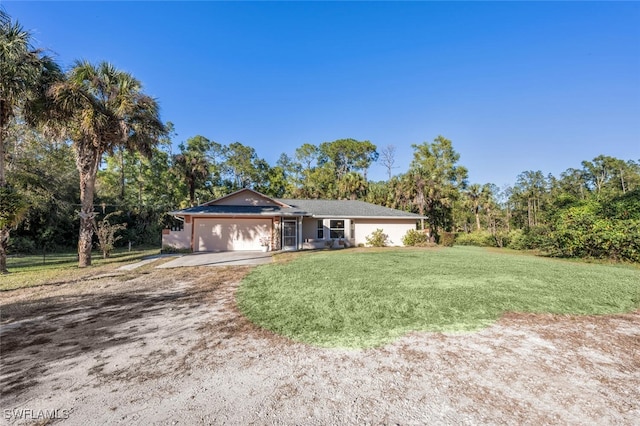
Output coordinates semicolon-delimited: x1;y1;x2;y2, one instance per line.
278;216;304;251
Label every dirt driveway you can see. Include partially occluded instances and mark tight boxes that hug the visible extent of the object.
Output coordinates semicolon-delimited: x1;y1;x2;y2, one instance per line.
1;264;638;425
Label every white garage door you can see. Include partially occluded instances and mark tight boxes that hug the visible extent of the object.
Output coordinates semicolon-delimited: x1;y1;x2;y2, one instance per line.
194;218;271;252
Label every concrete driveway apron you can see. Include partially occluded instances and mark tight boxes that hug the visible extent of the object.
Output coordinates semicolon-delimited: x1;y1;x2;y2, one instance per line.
156;251;273;268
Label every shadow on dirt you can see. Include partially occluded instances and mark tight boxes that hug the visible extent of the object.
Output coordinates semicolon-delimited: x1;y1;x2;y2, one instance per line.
0;283;212;399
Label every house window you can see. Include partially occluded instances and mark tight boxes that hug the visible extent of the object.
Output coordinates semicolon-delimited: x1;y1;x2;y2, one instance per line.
330;220;345;239
317;220;324;239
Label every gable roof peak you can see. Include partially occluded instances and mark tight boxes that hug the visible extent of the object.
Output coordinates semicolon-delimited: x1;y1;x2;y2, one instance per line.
203;188;292;207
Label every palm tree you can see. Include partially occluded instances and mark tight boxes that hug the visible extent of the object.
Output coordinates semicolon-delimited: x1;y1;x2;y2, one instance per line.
0;10;62;273
172;150;210;207
465;184;482;231
338;172;367;200
48;61;164;267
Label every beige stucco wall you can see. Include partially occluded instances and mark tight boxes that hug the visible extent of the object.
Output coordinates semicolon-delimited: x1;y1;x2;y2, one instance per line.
301;218;353;242
162;222;192;250
302;218;321;241
353;219;417;246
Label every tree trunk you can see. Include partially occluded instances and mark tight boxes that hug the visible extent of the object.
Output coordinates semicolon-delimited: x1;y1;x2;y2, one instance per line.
596;172;604;194
188;176;196;207
0;123;5;188
1;105;9;273
119;148;125;201
138;162;143;207
0;228;9;274
475;209;481;231
76;142;101;267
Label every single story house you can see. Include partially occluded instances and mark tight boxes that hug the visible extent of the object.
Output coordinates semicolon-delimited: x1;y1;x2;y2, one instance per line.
162;188;424;252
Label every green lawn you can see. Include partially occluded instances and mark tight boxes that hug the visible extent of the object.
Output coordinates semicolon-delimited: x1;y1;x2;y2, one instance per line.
1;247;161;291
238;246;640;348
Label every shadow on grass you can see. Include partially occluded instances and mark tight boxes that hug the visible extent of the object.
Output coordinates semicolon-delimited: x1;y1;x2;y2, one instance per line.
7;254;78;269
7;248;161;270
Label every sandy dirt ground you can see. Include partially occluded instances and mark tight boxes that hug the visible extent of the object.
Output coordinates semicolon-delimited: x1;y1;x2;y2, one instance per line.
1;264;639;425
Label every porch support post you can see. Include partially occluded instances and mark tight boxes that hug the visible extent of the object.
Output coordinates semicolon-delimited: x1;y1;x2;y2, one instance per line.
298;217;302;250
280;217;284;250
273;217;282;250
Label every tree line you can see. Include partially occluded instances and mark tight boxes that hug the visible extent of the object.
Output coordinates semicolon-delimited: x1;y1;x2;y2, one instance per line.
2;10;639;272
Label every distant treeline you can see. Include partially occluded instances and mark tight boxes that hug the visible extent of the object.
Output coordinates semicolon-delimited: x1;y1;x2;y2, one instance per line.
6;124;640;262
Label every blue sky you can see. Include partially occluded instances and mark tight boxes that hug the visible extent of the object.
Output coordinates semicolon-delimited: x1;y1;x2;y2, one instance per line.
5;1;640;187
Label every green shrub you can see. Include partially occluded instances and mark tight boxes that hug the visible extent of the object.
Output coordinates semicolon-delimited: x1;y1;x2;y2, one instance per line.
7;236;37;254
549;203;640;262
95;212;127;259
507;229;527;250
492;230;510;248
161;245;192;254
366;229;390;247
455;230;494;247
402;229;428;246
603;188;640;220
504;226;552;251
439;231;455;247
617;220;640;262
525;225;553;251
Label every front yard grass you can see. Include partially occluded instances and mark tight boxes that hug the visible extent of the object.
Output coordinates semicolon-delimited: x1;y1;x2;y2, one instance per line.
1;247;161;291
238;246;640;348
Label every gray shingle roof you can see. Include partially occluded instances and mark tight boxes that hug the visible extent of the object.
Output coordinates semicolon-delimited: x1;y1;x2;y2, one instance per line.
172;203;307;217
173;205;285;215
276;199;423;218
171;191;424;219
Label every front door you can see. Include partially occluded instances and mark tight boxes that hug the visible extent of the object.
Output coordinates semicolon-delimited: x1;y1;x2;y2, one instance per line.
283;220;297;250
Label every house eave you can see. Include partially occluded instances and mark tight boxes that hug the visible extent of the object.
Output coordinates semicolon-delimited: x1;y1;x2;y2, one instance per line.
310;215;426;220
169;211;425;220
169;211;306;218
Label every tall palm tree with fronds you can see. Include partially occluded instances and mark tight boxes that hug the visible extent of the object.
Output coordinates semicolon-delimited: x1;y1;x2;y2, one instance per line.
172;150;210;207
48;61;164;267
338;172;367;200
0;10;62;273
465;183;482;231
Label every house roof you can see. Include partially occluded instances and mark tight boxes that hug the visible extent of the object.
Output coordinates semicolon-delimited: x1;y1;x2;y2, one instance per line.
275;199;424;219
171;189;424;219
171;204;303;217
201;188;290;207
